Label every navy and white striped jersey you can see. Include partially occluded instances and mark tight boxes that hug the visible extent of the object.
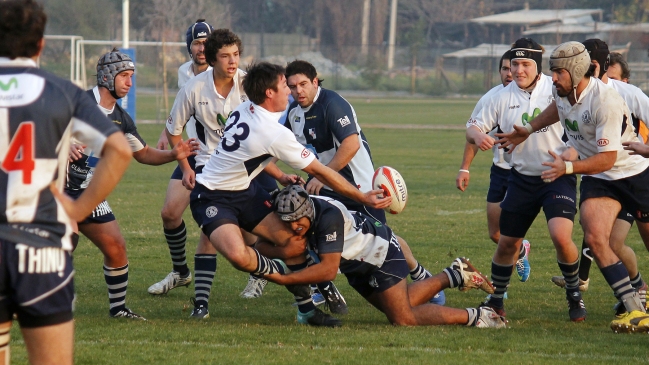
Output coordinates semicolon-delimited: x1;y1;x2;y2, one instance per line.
307;196;390;274
0;58;119;249
285;88;375;195
65;87;146;191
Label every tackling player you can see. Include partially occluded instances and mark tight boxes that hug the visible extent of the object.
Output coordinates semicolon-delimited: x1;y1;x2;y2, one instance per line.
0;0;131;362
282;60;437;309
498;41;649;332
260;185;506;328
458;50;532;285
187;62;390;326
67;49;198;320
467;38;585;322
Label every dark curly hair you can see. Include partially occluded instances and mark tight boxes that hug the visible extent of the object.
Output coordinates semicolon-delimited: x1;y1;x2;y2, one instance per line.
0;0;47;59
204;28;243;67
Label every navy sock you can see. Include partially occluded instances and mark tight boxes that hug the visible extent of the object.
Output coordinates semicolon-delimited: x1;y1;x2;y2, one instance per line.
164;221;189;276
252;248;286;275
410;263;432;281
601;261;643;312
489;261;512;308
193;254;217;308
558;260;580;297
104;263;129;315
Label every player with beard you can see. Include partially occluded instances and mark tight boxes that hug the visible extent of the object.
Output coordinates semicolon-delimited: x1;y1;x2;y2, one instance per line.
498;41;649;332
467;38;585;322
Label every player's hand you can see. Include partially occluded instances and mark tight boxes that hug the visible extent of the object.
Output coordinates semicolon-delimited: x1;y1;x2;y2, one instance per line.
623;141;649;157
278;174;306;187
495;124;530;153
68;143;86;162
281;236;308;258
182;169;196;190
156;128;170;150
263;272;286;285
541;150;565;183
363;188;392;209
456;170;470;191
49;183;87;222
474;133;495;151
306;177;325;195
172;138;199;160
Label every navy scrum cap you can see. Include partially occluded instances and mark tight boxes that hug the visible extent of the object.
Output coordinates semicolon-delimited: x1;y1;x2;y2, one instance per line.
510;37;543;74
186;19;214;54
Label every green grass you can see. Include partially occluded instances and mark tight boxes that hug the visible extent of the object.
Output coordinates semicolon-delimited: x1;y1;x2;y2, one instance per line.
9;99;649;364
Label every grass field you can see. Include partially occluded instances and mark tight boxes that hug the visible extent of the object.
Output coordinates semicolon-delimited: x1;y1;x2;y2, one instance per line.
10;98;649;364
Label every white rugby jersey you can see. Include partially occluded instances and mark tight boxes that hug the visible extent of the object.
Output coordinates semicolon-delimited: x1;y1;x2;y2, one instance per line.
605;79;649;128
554;77;649;180
470;74;566;176
166;68;247;167
176;61;213;147
0;57;119;249
467;84;509;169
197;101;316;190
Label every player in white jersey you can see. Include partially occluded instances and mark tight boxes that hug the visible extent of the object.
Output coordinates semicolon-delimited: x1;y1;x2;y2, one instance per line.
550;40;648;315
498;41;649;332
257;185;506;328
607;52;630;83
189;62;390;326
149;29;252;319
0;1;132;362
467;38;586;322
458;51;532;285
67;49;197;321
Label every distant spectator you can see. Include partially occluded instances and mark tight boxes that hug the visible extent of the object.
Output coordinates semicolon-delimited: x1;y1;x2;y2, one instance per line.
607;52;630;83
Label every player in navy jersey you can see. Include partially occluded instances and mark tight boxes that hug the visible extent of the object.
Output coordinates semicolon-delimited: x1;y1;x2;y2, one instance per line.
260;185;506;328
0;1;132;363
284;60;440;307
66;49;197;321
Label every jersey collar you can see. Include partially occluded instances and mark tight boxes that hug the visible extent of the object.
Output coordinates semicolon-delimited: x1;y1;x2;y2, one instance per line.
0;57;38;67
92;86;115;114
300;87;322;113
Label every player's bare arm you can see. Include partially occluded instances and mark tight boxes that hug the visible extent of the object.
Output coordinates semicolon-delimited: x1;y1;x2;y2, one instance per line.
51;132;132;222
541;150;616;182
466;125;495;151
254;236;307;260
132;138;198;166
156;127;170;150
623;140;649;157
495;101;560;150
263;159;306;186
302;159;391;209
456;141;479;191
306;134;359;195
166;129;195;189
265;252;341;285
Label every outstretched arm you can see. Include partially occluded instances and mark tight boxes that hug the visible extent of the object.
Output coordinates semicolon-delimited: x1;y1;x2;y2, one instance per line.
496;101;561;151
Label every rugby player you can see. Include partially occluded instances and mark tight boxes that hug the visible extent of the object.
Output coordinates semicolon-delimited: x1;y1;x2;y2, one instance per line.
498;41;649;332
0;0;131;362
551;40;648;318
260;185;506;328
282;60;436;309
187;62;390;326
467;38;585;322
67;49;198;320
458;50;532;285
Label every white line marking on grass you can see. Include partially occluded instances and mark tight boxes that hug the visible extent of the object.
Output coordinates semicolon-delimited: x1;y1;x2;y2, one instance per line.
436;209;483;215
41;339;646;362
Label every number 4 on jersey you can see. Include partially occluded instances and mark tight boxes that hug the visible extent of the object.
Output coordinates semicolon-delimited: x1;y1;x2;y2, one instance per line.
2;122;35;184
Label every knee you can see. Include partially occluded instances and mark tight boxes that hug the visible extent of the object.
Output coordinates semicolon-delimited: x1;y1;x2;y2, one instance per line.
489;231;500;244
160;205;181;224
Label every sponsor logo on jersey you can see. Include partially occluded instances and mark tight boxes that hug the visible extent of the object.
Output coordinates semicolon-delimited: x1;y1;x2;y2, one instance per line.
294;116;301;123
581;110;592;124
264;200;272;208
16;244;67;277
217;113;228;128
112;119;122;125
337;115;351;127
325;232;337;241
206;206;218;218
167;116;173;124
301;148;311;159
0;77;18;91
308;128;316;139
564;119;579;132
467;118;478;126
637;210;649;219
306;115;317;120
597;138;609;147
249;104;255;114
547;95;554;104
198;101;208;105
197;31;207;37
521;108;541;125
509;105;520;109
240;95;248;102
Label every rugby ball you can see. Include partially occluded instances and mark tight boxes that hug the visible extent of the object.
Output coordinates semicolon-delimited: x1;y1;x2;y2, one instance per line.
372;166;408;214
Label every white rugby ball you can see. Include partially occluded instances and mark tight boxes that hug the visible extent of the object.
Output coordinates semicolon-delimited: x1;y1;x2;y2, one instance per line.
372;166;408;214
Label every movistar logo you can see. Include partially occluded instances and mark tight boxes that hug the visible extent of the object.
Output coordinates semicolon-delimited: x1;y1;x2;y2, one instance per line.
0;78;18;91
565;119;579;132
521;108;541;125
